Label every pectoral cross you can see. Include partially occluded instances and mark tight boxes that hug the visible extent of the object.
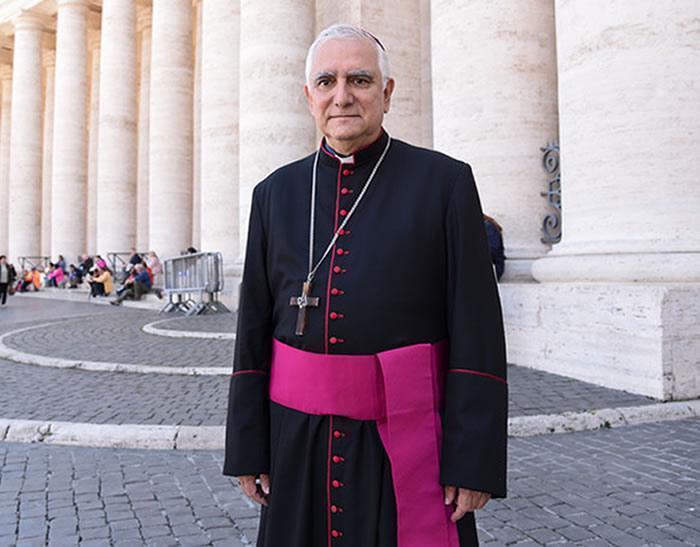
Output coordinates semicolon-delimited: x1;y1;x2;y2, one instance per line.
289;281;320;336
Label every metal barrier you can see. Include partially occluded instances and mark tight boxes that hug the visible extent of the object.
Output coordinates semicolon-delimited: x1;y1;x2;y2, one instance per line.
107;251;148;283
161;251;229;316
17;256;50;272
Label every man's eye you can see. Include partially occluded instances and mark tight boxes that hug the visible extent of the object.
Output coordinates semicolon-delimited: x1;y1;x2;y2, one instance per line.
352;77;371;87
317;79;332;88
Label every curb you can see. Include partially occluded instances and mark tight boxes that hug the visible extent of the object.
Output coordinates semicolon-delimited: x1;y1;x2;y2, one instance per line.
0;322;230;376
14;289;163;311
1;401;697;450
142;318;235;340
0;419;224;450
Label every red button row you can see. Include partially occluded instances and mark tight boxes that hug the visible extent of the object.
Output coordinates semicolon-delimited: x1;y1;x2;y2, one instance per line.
332;455;345;463
330;288;344;296
330;504;343;513
336;248;350;256
329;311;344;320
333;430;345;439
331;529;344;538
342;169;353;176
331;479;344;488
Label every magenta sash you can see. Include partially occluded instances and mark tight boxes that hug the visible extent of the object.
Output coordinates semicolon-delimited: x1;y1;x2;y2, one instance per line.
269;339;459;547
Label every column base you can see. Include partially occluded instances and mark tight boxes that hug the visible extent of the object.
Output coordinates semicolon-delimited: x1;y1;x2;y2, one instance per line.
499;282;700;400
532;251;700;283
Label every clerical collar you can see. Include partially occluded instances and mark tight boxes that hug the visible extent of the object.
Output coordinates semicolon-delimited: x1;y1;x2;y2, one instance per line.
319;129;389;168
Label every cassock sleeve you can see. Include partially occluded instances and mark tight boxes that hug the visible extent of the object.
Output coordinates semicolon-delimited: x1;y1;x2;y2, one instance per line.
440;163;508;498
223;187;274;477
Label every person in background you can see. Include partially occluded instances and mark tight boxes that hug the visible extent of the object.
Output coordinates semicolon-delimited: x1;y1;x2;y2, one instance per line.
78;255;94;280
0;255;17;306
88;267;113;297
46;262;66;288
56;254;67;272
484;214;505;281
67;264;80;289
145;251;164;299
110;263;152;305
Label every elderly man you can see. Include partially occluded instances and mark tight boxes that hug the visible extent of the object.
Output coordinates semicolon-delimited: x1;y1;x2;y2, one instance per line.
224;24;507;547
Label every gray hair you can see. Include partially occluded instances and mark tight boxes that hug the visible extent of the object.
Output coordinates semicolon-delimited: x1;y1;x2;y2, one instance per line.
305;23;391;86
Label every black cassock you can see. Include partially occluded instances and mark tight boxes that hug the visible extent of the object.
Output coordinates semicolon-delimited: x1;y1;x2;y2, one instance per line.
224;131;507;547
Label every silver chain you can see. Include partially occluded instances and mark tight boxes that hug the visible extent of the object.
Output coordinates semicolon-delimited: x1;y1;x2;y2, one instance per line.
307;136;392;283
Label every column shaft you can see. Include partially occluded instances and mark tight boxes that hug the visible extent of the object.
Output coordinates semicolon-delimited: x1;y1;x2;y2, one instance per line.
86;41;100;255
533;0;700;282
8;13;44;263
136;10;151;251
96;0;138;255
239;0;315;254
432;0;558;280
51;0;89;263
41;53;55;257
200;0;239;267
149;0;193;258
0;69;12;254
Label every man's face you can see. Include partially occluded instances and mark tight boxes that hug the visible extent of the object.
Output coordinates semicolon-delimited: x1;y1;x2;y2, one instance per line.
304;38;395;154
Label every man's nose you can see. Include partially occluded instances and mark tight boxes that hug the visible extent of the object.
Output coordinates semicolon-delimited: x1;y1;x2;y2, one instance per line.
333;80;354;107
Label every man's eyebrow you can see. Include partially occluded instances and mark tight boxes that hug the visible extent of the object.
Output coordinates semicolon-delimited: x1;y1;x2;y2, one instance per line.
313;71;337;82
346;70;374;79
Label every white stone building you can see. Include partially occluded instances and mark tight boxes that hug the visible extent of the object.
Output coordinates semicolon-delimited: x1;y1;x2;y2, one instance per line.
0;0;697;401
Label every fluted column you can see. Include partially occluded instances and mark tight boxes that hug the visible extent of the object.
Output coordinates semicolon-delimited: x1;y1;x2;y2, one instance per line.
86;33;100;255
41;50;56;257
192;0;202;250
8;12;44;263
432;0;558;280
96;0;138;255
149;0;193;258
136;7;151;251
532;0;700;282
51;0;89;263
0;67;12;254
200;0;239;269
239;0;315;255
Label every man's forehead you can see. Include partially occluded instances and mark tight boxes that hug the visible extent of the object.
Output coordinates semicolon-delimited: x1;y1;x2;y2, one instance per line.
312;38;380;71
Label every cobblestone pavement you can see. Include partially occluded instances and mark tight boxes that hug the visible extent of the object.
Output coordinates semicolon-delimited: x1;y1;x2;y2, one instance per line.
1;419;697;546
0;298;658;427
154;315;237;334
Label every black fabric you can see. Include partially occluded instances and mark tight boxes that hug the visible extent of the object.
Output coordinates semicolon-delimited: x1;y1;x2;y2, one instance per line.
225;132;507;546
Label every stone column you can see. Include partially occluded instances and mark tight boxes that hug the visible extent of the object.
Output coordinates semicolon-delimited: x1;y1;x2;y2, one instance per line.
532;0;700;283
136;7;151;251
192;0;202;250
149;0;193;258
239;0;315;254
8;12;44;263
0;67;12;254
432;0;558;280
200;0;239;269
51;0;89;263
41;50;55;257
96;0;138;255
86;34;100;255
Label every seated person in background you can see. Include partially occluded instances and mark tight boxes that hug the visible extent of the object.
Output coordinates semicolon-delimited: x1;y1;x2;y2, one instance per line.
115;266;136;297
88;267;113;297
484;214;505;281
94;255;108;272
78;255;93;280
19;268;42;292
111;264;151;306
46;263;66;288
67;264;80;288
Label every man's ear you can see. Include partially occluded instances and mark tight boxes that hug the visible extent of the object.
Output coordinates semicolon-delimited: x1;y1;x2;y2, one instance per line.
383;78;396;114
303;84;313;111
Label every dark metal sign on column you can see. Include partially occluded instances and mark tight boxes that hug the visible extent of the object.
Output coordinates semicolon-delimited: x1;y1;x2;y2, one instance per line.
540;142;561;244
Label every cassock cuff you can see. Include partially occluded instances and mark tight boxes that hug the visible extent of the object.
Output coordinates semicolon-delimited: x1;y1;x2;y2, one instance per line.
223;373;270;477
440;373;508;498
